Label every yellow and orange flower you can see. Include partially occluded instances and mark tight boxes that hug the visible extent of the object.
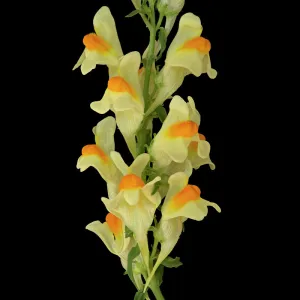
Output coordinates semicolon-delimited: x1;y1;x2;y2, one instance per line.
101;152;161;272
90;52;144;158
73;6;123;75
146;12;217;116
144;171;220;291
86;212;133;269
150;95;200;169
76;116;122;199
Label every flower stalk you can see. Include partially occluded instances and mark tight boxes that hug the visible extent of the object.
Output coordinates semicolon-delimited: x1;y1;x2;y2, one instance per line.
74;1;220;299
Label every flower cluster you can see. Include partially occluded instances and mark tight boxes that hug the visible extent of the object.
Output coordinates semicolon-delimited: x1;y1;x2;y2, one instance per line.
74;2;220;299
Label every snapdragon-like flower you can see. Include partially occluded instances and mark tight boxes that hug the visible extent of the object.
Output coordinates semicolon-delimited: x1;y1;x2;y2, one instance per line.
144;172;221;290
150;95;200;169
87;213;145;290
76;116;122;199
146;12;217;115
90;52;144;158
101;152;161;272
73;6;123;75
86;213;132;267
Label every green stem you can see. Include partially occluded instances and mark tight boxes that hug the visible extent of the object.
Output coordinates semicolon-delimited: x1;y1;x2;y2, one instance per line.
150;281;165;300
131;3;151;29
143;4;156;112
142;271;165;300
156;12;164;31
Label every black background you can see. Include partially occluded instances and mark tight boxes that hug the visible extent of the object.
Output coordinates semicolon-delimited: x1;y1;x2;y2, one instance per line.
45;1;226;299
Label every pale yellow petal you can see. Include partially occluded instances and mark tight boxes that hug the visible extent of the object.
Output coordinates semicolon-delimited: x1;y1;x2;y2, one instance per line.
110;151;129;175
190;155;216;171
161;95;190;128
163;139;189;163
86;221;115;254
90;90;111;114
151;149;172;169
93;6;123;58
84;49;119;69
197;140;211;158
167;50;207;77
163;199;203;221
119;52;144;106
162;172;189;208
80;58;96;75
115;110;143;157
108;64;119;78
166;13;203;59
94;116;116;154
119;238;136;270
164;159;193;177
76;155;107;180
187;96;200;124
163;196;221;221
200;198;221;213
73;49;86;70
142;176;162;206
202;54;218;79
107;181;119;199
129;153;150;177
115;110;143;137
112;93;139;111
124;189;140;205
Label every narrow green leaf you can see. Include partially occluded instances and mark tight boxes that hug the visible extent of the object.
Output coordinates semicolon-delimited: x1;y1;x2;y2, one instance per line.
152;181;161;195
126;10;141;18
157;27;167;60
161;256;183;268
156;265;164;286
127;244;141;285
134;291;146;300
155;106;167;123
125;226;134;238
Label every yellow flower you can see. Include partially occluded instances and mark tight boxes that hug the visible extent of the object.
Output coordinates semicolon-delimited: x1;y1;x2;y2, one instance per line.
146;12;217;116
76;116;122;199
101;152;161;272
86;213;131;264
165;12;217;78
150;95;200;169
144;172;220;291
73;6;123;75
90;52;144;158
87;212;146;290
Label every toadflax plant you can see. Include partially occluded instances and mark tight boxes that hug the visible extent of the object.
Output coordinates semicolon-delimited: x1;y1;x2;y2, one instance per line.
73;1;220;299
